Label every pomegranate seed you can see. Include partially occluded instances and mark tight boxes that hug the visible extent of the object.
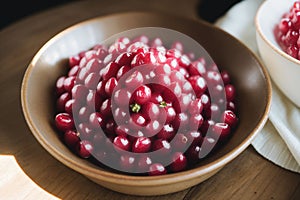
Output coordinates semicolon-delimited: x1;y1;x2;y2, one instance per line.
137;156;152;172
77;67;89;83
222;110;238;128
171;41;184;52
186;130;203;146
157;124;175;140
116;65;131;80
172;133;189;152
100;98;112;116
68;65;80;77
188;61;206;76
150;93;164;104
112;88;131;107
166;48;182;58
63;76;76;92
86;91;102;110
152;139;171;155
190;113;204;129
125;70;144;89
55;113;74;132
77;106;91;122
185;145;201;164
78;122;93;140
188;75;207;97
164;82;182;99
286;45;299;58
132;137;151;153
127;42;147;53
96;80;107;97
133;35;149;44
221;70;231;85
182;81;193;94
100;62;120;80
153;74;171;89
71;84;89;101
105;119;116;135
172;112;189;130
96;49;109;60
153;51;167;63
178;54;191;68
84;73;99;90
131;52;146;67
166;57;179;70
56;76;66;95
200;93;211;111
69;55;81;68
173;95;192;113
65;99;77;114
132;85;152;105
206;70;222;85
148;163;167;176
89;112;105;129
225;84;236;102
211;123;231;142
56;92;71;112
119;155;136;171
170;152;187;172
76;140;93;158
279;18;292;35
144;120;164;137
113;136;130;152
115;125;130;137
188;98;203;115
130;113;147;127
92;133;105;147
64;130;80;148
104;77;118;97
113;107;129;125
141;102;161;120
115;52;134;66
198;137;217;158
154;63;171;75
200;120;215;136
163;106;176;124
227;101;236;112
285;30;299;46
86;59;103;74
292;11;300;29
151;38;163;47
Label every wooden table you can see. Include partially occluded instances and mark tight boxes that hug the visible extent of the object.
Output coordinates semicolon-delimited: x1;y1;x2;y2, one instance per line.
0;0;299;199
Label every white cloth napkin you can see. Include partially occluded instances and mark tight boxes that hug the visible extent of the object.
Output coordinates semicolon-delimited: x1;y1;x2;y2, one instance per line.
215;0;300;173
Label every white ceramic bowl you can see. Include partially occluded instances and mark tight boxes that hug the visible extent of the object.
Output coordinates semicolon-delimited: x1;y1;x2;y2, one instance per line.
256;0;300;107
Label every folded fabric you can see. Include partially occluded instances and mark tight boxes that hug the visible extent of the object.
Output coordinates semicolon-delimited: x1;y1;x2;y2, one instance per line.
215;0;300;173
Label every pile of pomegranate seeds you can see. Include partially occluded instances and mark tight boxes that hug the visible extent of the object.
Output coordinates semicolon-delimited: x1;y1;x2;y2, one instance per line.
274;1;300;59
54;35;238;175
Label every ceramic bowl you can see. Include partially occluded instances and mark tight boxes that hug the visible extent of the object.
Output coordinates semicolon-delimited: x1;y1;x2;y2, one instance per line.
21;12;271;196
256;0;300;107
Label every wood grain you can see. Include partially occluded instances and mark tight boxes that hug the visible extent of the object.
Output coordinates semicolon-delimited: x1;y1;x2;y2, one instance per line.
0;0;299;199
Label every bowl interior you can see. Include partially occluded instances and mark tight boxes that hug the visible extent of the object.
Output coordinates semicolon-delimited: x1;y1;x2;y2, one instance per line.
22;12;271;181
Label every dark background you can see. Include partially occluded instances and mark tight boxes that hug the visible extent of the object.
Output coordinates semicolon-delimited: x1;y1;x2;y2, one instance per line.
0;0;75;30
0;0;243;30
